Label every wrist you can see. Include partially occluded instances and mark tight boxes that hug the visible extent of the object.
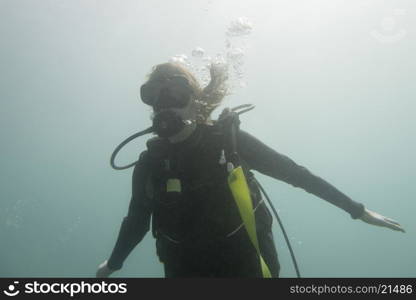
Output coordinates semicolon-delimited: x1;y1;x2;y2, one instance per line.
106;259;121;271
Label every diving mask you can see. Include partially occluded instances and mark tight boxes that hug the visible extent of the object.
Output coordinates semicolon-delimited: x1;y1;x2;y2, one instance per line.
140;75;193;109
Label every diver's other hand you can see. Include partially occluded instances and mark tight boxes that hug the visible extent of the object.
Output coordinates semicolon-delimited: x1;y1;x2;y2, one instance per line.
96;260;116;278
359;208;405;233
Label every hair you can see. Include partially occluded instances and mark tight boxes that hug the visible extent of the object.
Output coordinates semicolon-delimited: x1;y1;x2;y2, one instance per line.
144;62;228;124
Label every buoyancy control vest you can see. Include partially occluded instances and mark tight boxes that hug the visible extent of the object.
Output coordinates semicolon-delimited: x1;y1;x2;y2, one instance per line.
110;104;300;277
145;123;273;247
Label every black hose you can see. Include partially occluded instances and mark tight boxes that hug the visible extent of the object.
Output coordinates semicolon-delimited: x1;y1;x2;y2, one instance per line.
110;126;154;170
253;177;302;278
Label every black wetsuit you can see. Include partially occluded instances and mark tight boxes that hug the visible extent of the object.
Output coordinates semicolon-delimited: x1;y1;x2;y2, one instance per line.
106;124;365;277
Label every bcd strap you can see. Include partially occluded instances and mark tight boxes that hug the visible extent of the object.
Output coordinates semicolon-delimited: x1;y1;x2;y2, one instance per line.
221;106;272;278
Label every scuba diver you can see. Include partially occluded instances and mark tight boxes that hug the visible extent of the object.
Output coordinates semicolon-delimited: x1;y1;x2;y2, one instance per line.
96;62;405;278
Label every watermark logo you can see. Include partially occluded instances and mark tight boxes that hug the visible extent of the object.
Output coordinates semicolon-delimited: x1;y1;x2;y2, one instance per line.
371;9;407;44
3;281;20;297
2;281;127;297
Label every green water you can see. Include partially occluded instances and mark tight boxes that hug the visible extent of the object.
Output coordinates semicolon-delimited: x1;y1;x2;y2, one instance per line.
0;0;414;278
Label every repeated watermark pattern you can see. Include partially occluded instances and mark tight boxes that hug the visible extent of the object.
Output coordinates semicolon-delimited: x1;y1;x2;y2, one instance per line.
371;9;407;44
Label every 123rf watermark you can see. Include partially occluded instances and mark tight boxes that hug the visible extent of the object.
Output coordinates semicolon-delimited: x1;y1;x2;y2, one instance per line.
2;280;127;297
290;284;414;296
370;8;407;44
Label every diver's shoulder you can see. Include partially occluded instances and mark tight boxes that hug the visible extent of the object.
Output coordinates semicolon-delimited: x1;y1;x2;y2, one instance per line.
201;120;256;141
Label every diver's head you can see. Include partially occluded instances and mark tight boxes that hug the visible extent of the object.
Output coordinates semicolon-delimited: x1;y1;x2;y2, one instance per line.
140;63;201;140
141;63;202;107
140;62;228;141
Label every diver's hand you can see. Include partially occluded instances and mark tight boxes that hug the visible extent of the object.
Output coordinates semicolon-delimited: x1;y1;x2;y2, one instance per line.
96;260;116;278
359;208;405;233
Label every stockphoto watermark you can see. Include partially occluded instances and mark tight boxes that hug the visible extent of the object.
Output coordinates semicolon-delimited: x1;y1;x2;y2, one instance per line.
2;280;127;297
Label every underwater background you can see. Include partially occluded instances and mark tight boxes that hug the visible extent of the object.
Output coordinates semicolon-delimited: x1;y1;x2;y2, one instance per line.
0;0;414;278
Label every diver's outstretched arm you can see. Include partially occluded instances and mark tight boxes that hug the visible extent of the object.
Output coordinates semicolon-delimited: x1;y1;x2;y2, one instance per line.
359;208;405;232
238;130;404;232
237;129;364;219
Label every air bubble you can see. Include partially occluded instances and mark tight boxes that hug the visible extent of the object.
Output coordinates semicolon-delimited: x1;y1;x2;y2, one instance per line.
169;54;190;66
226;17;253;37
227;47;244;62
191;47;205;58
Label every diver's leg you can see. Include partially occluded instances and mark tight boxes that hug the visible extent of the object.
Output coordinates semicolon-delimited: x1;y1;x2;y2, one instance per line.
157;237;196;278
163;244;218;277
162;254;200;277
258;230;280;278
219;230;263;278
163;260;192;278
